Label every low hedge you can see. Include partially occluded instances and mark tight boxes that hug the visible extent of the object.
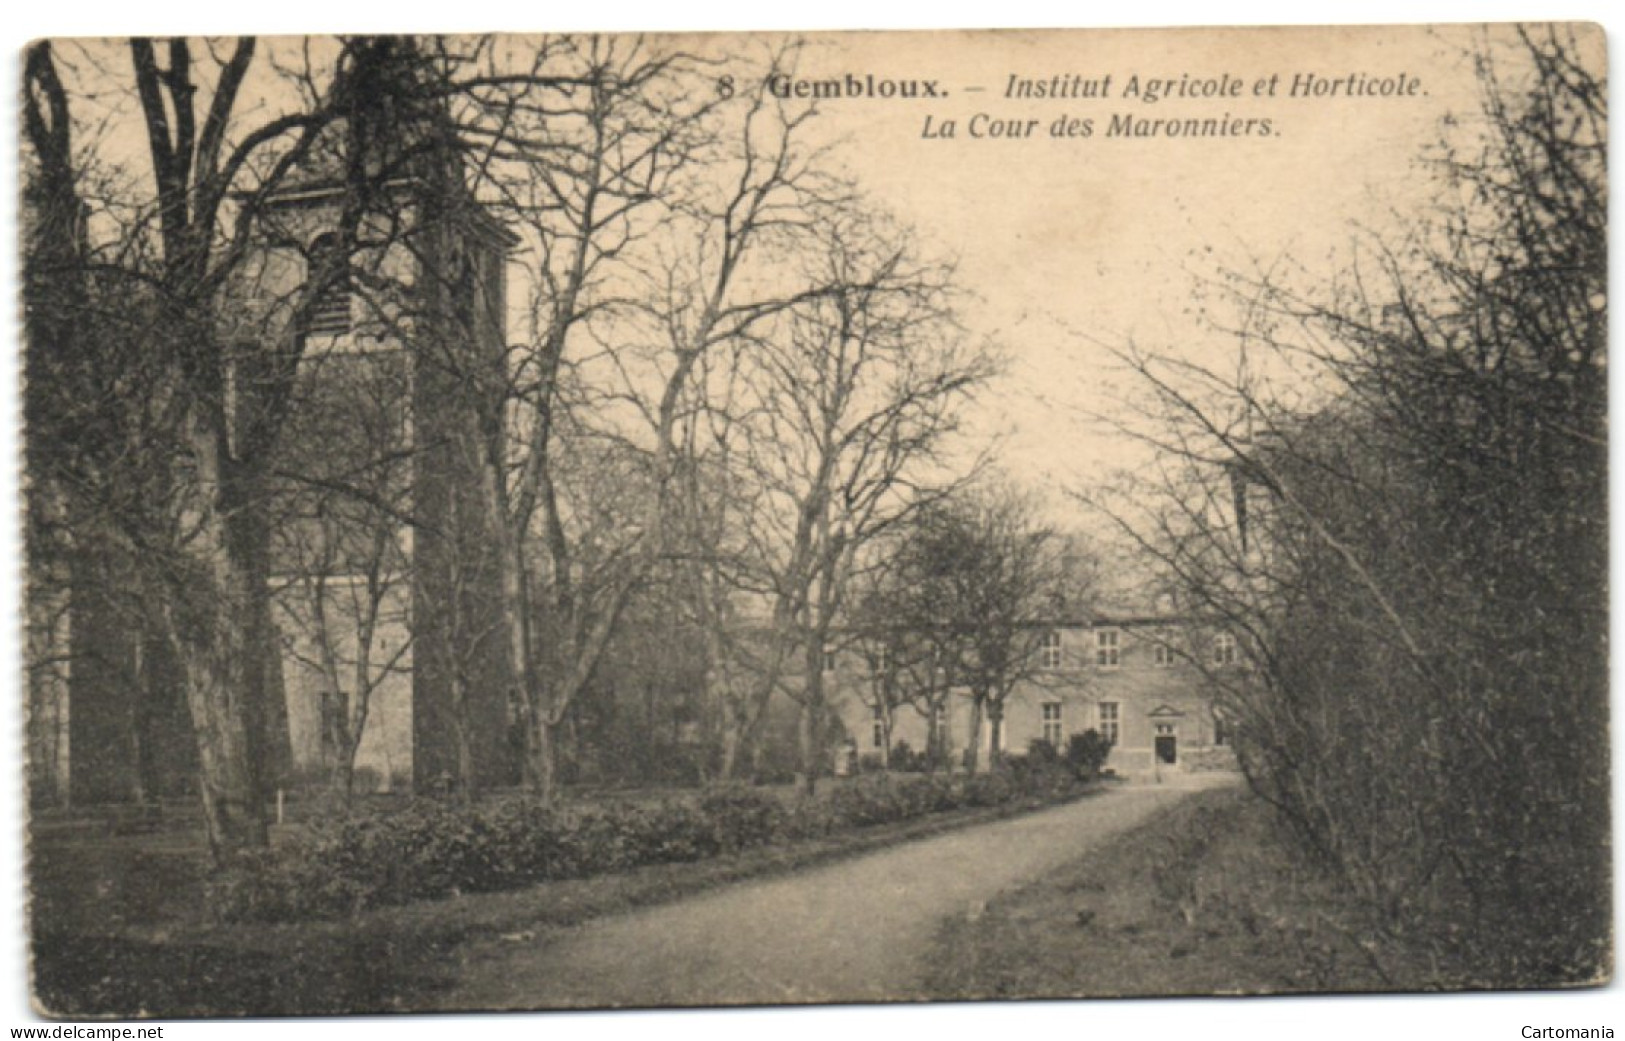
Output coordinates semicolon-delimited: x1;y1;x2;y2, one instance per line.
210;763;1089;923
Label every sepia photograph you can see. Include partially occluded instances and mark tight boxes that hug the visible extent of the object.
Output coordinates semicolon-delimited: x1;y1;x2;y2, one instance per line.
11;13;1612;1026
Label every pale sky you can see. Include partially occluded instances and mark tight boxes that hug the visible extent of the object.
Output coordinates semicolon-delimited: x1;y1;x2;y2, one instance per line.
38;25;1573;509
747;26;1515;495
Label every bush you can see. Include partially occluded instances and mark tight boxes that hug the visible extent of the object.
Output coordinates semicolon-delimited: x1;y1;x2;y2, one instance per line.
888;740;927;773
698;787;784;854
1066;730;1111;780
212;752;1097;923
1025;738;1060;764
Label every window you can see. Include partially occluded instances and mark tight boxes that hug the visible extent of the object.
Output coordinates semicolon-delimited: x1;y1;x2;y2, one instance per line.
872;705;886;749
930;704;950;749
303;233;352;336
1096;628;1120;668
1041;630;1062;669
1153;642;1173;667
1213;710;1229;747
1041;701;1064;747
822;645;837;673
1213;633;1237;666
1097;701;1119;745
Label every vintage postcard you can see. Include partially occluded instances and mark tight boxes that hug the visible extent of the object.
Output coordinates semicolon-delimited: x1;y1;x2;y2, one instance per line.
17;22;1608;1020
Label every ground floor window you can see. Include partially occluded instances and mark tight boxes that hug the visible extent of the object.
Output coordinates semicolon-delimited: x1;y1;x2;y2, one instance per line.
930;704;949;749
1097;701;1119;745
1041;701;1063;746
871;704;885;749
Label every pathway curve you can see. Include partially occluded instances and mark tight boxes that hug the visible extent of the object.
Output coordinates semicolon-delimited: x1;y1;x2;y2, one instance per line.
441;773;1236;1010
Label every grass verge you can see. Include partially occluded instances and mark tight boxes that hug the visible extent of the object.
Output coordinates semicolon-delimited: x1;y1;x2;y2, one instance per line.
920;784;1419;1000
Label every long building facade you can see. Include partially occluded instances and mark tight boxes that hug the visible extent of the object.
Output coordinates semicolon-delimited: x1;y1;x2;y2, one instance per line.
830;615;1239;780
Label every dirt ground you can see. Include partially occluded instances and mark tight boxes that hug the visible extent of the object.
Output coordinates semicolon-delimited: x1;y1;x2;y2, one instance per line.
439;773;1235;1010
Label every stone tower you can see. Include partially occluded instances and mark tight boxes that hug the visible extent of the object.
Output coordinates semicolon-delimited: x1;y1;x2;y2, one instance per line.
248;105;520;795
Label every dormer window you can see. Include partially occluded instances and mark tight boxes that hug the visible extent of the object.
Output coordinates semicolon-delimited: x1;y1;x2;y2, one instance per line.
303;232;351;336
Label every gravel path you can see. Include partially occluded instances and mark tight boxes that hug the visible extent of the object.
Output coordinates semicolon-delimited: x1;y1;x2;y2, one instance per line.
442;774;1235;1010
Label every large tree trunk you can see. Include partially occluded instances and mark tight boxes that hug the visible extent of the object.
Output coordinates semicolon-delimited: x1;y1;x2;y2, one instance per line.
170;556;270;859
164;404;280;858
226;477;290;811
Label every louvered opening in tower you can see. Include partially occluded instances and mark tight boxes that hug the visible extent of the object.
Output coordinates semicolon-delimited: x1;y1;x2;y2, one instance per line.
304;232;351;336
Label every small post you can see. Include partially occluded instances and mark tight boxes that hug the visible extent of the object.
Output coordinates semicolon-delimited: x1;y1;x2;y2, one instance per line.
275;787;285;826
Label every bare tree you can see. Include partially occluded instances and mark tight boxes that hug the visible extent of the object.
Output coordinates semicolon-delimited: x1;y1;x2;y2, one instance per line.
846;565;953;770
878;484;1081;774
1098;26;1606;986
456;44;900;800
21;37;353;855
19;34;585;853
716;213;996;792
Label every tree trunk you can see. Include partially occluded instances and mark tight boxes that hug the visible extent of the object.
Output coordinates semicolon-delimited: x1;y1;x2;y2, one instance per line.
226;485;290;810
986;700;1005;772
794;700;818;797
127;636;150;807
927;699;951;772
491;510;536;791
966;695;986;775
449;667;476;801
535;715;559;802
172;609;269;859
165;425;279;858
718;717;741;783
339;735;359;802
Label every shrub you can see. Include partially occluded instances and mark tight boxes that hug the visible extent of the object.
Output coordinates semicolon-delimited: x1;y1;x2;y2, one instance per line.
1025;738;1060;764
698;787;784;854
1066;730;1111;780
212;749;1097;923
888;740;927;773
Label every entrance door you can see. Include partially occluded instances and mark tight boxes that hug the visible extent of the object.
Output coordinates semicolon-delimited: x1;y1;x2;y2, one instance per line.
1154;722;1177;764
